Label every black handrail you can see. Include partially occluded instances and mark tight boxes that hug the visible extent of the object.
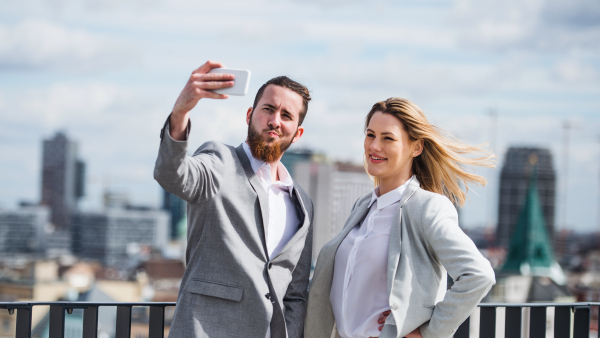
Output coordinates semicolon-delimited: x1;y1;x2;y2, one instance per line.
455;302;600;338
0;301;176;338
0;301;598;338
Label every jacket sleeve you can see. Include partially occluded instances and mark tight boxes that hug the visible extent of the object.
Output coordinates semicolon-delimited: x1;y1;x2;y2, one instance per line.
283;199;314;338
418;195;496;338
153;117;223;204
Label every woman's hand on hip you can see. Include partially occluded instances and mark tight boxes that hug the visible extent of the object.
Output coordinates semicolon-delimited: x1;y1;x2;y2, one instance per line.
405;327;423;338
377;310;391;331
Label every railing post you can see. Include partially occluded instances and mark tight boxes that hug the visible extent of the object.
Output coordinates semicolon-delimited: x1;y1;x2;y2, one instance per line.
82;305;99;338
554;306;571;338
573;306;590;338
529;307;546;338
49;304;65;338
15;307;32;338
480;307;496;338
115;306;132;338
505;307;522;338
454;316;469;338
149;306;165;338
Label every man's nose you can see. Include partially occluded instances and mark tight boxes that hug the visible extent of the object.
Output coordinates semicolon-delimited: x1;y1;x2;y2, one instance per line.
268;112;282;129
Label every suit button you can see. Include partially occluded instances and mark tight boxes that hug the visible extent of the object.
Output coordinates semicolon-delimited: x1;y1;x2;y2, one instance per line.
391;304;398;310
265;293;271;300
268;262;273;269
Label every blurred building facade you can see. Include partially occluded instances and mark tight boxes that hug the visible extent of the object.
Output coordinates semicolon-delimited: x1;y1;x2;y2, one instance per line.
294;160;373;262
71;210;169;267
496;147;556;248
0;207;48;254
280;149;314;178
161;190;186;240
41;132;85;229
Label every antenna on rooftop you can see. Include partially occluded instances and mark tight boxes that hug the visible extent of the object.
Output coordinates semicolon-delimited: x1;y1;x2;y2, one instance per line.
486;108;498;229
598;136;600;232
560;121;573;230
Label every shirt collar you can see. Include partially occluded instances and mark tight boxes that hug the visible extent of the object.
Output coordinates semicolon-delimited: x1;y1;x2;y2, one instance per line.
368;175;415;210
242;142;294;195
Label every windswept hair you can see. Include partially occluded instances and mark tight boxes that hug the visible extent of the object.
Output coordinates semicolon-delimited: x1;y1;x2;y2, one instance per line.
364;98;496;207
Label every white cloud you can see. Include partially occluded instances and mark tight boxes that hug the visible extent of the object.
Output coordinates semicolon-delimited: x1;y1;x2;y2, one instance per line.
451;0;600;53
0;19;138;71
2;82;131;128
553;57;599;83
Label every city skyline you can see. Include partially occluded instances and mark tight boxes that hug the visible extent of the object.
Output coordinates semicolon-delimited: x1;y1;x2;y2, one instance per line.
1;0;599;231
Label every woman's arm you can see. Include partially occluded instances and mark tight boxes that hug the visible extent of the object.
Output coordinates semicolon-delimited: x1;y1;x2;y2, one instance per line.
418;194;495;338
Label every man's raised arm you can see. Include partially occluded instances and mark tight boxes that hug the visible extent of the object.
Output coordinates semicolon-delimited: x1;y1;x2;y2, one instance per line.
169;60;234;140
154;61;234;203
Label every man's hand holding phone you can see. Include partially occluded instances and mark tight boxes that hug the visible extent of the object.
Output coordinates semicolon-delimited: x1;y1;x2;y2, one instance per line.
170;60;234;141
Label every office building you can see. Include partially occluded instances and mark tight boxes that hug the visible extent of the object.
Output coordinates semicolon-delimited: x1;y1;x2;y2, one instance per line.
496;147;556;248
281;149;314;178
41;132;85;229
0;206;49;254
162;190;186;240
294;161;373;262
71;209;169;267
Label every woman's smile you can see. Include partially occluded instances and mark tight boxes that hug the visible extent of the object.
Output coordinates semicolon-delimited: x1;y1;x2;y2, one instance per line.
369;153;387;164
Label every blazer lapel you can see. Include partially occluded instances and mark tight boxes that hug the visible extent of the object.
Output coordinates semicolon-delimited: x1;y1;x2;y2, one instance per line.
235;145;270;256
387;177;421;295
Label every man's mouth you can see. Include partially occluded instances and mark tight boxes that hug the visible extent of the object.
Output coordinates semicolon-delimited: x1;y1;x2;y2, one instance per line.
265;130;282;138
370;154;387;163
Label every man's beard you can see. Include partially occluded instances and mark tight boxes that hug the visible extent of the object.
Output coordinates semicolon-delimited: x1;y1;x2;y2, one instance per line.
247;120;294;163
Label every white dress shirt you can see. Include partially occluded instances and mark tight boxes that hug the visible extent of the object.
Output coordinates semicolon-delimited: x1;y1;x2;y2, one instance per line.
242;142;302;338
242;142;301;259
330;176;414;338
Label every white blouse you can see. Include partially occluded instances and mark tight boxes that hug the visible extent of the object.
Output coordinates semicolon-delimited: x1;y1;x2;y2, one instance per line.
330;177;413;338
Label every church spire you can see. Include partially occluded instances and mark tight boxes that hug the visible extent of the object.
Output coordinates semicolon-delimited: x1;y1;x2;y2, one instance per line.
501;154;566;284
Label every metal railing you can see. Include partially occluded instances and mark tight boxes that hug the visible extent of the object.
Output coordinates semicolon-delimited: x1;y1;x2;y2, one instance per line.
0;302;176;338
0;301;598;338
454;302;600;338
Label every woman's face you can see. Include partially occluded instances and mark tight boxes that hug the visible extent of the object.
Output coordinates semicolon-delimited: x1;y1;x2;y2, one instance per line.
364;111;418;184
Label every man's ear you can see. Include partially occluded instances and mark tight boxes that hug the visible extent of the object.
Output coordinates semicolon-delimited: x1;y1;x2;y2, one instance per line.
246;107;253;125
291;126;304;144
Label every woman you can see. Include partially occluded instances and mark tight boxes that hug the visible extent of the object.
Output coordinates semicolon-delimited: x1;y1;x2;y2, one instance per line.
304;98;496;338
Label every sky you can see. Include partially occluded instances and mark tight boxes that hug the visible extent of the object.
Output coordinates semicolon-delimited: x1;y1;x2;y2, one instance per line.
1;0;599;232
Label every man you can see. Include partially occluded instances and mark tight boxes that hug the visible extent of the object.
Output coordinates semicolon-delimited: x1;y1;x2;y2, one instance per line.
154;60;313;338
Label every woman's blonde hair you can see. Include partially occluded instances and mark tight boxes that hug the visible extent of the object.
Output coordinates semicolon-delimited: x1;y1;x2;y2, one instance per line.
364;97;496;207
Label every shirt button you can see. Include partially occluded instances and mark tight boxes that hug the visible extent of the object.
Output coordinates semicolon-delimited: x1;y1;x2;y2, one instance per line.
391;304;398;310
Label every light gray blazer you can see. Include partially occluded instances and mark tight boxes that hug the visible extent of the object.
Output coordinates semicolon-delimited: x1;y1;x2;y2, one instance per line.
305;178;495;338
154;121;313;338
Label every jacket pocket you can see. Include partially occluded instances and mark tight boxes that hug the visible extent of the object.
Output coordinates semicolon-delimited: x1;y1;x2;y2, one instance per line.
186;279;244;302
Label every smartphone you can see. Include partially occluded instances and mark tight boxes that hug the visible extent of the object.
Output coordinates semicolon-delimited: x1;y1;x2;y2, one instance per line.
207;68;251;96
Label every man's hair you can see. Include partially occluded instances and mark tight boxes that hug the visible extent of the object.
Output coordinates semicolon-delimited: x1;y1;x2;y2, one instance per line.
252;76;311;126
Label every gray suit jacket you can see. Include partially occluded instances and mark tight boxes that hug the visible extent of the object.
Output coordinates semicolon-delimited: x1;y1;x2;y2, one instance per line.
305;178;494;338
154;121;314;338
